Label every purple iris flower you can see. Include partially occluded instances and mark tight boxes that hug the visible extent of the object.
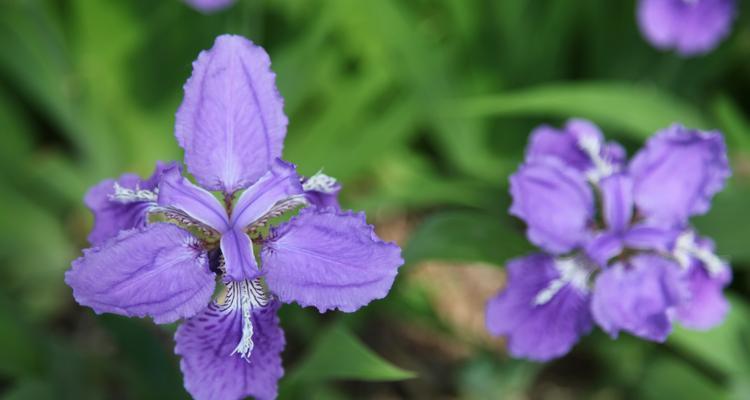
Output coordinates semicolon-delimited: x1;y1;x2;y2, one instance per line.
637;0;736;56
66;35;403;400
185;0;236;14
487;120;732;361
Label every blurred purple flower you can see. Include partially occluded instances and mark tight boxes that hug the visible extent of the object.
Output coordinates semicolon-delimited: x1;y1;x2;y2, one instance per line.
637;0;736;56
185;0;236;14
486;119;732;361
67;35;403;400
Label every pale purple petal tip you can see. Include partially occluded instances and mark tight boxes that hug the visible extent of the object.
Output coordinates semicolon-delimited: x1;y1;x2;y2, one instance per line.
175;301;284;400
302;173;342;210
85;161;176;245
629;125;730;227
592;254;684;342
176;34;288;193
486;254;593;361
261;208;403;313
637;0;736;56
185;0;236;14
509;158;594;254
66;223;215;324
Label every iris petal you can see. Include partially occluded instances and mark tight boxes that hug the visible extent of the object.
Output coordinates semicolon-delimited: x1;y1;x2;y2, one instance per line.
65;223;215;324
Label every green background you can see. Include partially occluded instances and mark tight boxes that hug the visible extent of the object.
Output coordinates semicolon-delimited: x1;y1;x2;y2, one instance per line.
1;0;749;399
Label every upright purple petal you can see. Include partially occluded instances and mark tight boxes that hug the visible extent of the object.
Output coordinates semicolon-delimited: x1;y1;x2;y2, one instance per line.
592;255;684;342
637;0;736;56
630;125;730;226
157;166;230;232
184;0;235;14
600;174;634;233
175;35;287;194
65;223;215;324
485;254;593;361
230;159;303;229
84;161;175;245
220;229;260;281
175;300;284;400
509;158;594;254
526;119;625;177
261;208;403;313
302;172;342;210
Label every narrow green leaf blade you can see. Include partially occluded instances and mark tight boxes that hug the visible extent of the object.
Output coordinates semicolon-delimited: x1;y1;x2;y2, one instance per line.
449;82;708;138
289;325;415;382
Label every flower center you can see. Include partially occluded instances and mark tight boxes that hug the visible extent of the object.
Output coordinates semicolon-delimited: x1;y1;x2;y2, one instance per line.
224;279;270;358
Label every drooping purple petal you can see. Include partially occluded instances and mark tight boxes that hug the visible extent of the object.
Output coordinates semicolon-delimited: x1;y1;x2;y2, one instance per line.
175;300;284;400
302;172;342;210
630;125;730;227
175;34;287;194
676;262;731;330
184;0;235;14
230;159;303;229
84;161;176;245
509;158;594;254
591;254;684;342
157;165;229;232
485;254;593;361
261;208;403;313
672;232;732;329
637;0;736;56
220;229;260;281
526;119;626;177
65;223;215;324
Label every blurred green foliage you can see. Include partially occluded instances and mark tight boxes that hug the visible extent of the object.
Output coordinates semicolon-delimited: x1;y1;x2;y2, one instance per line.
1;0;750;399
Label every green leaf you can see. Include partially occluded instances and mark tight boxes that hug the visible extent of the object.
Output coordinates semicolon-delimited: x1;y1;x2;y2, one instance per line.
1;379;55;400
711;95;750;151
448;82;708;139
693;181;750;264
0;296;43;378
639;356;729;400
352;150;495;213
404;210;532;265
669;296;750;379
98;316;186;400
288;325;415;382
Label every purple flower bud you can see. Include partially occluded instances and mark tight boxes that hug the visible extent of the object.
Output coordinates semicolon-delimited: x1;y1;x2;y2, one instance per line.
637;0;736;56
184;0;235;14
